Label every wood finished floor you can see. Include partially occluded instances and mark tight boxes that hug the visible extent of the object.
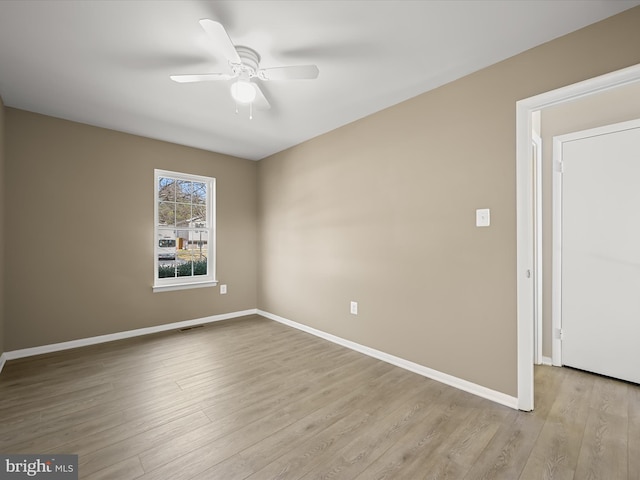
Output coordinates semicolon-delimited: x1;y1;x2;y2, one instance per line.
0;314;638;479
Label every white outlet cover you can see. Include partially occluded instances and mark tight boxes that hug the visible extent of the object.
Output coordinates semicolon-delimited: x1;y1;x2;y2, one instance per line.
476;208;490;227
220;284;227;294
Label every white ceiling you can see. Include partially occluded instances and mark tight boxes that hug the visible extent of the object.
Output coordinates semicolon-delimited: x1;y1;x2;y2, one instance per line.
0;1;638;161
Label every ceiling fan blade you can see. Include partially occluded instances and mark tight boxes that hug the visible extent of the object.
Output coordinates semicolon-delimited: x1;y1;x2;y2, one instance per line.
199;19;241;65
170;73;233;83
253;83;271;110
259;65;319;81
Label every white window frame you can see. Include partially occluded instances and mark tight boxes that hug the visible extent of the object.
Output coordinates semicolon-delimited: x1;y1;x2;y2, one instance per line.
153;169;217;293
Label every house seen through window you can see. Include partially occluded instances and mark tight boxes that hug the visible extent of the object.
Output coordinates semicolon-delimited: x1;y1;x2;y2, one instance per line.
153;169;216;292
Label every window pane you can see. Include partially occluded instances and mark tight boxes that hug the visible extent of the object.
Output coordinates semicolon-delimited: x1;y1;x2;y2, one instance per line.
157;229;176;259
158;262;176;278
175;231;188;251
192;182;206;205
157;228;177;278
193;257;207;276
188;229;208;262
158;177;175;202
192;204;206;227
158;202;175;226
176;180;192;203
177;260;193;277
175;203;192;227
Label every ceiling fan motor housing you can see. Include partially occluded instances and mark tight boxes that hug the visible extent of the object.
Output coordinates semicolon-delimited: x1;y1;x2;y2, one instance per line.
232;46;261;77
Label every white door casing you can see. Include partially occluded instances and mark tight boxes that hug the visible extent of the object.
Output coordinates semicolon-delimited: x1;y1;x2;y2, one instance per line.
533;134;543;366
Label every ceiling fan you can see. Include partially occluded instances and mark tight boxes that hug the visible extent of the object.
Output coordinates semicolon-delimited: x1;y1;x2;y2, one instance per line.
170;20;319;117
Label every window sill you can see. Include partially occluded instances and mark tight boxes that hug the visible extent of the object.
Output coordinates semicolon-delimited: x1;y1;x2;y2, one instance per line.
152;280;218;293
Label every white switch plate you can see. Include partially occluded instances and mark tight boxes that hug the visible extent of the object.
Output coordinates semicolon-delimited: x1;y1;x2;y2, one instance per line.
350;301;358;315
476;208;490;227
220;284;227;294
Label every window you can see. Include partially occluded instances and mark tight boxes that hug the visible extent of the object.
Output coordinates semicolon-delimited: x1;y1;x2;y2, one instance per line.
153;169;216;292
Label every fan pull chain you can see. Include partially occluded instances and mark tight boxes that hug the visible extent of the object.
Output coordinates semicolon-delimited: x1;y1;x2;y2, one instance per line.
249;102;253;120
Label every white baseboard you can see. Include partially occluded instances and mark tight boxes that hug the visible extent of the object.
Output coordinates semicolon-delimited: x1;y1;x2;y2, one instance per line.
541;356;553;366
258;310;518;410
3;309;258;361
0;353;6;375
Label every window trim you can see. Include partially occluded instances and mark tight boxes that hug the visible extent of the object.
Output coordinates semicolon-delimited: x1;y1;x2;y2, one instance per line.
153;169;217;293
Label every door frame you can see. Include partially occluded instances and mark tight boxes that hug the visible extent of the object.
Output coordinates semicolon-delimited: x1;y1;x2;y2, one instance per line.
515;63;640;411
532;133;543;366
551;118;640;367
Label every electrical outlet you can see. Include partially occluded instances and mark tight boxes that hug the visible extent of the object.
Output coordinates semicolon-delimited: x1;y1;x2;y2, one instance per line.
220;284;227;294
350;301;358;315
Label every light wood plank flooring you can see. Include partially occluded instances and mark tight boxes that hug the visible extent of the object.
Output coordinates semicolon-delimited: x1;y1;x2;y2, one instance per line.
0;315;638;479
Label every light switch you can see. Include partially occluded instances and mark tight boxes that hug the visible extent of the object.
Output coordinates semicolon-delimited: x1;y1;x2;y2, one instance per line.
476;208;490;227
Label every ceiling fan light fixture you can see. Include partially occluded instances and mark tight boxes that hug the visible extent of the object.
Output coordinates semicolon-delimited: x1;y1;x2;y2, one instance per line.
230;80;256;104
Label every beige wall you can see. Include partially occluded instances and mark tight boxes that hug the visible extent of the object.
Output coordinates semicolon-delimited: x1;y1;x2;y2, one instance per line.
0;95;5;356
258;7;640;397
540;81;640;358
5;109;258;350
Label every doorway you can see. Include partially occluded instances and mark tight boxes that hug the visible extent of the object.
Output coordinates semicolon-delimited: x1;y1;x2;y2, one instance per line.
516;63;640;411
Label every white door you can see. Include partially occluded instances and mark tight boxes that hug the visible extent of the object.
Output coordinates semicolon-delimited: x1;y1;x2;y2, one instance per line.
555;119;640;384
